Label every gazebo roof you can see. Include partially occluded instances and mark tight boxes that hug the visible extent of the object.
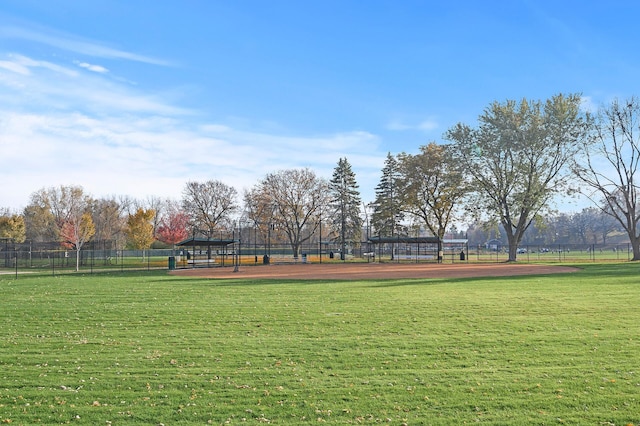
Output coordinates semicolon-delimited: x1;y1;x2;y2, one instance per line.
175;237;236;247
368;236;440;244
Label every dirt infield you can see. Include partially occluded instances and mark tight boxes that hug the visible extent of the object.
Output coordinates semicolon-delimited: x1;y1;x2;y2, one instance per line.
170;262;579;280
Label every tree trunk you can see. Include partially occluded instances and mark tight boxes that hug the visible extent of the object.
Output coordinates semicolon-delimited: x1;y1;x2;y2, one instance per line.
75;248;80;272
341;215;346;261
631;237;640;261
505;232;518;262
507;243;518;262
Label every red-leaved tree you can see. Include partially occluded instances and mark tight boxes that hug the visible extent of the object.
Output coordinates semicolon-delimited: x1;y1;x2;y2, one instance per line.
60;212;96;271
156;210;189;246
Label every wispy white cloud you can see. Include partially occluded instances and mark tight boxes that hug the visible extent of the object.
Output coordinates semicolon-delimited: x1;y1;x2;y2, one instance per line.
0;59;30;75
75;61;108;73
3;53;78;77
0;109;384;208
0;52;385;209
0;25;170;66
0;53;185;115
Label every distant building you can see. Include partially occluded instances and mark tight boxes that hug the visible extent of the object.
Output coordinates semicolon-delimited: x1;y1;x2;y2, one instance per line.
485;238;502;251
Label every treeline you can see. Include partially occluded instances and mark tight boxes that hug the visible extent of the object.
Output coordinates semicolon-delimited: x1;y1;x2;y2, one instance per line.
2;93;640;262
465;207;624;248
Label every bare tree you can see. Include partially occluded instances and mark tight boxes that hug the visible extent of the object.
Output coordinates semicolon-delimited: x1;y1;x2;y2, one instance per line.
570;207;620;245
592;206;621;245
23;189;58;242
573;97;640;259
90;196;128;249
244;187;283;253
145;195;165;239
247;168;328;259
27;185;96;271
182;180;238;237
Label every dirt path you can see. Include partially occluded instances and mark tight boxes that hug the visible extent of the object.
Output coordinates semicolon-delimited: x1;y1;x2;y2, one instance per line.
170;262;579;280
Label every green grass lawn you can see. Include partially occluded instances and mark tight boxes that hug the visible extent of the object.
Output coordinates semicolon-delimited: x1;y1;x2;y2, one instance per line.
1;263;639;424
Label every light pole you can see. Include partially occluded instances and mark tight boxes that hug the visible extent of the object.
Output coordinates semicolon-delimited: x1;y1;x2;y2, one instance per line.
233;220;240;272
268;222;271;259
254;221;258;265
319;210;322;264
235;218;253;271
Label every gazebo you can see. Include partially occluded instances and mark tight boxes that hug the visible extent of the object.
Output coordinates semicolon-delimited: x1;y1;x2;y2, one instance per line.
175;237;236;267
367;236;442;262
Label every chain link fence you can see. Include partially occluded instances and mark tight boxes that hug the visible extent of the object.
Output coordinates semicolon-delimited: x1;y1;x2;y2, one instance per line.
0;239;634;277
471;243;633;262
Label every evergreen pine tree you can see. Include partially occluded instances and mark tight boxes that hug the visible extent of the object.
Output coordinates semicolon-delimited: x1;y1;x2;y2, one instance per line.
372;152;403;238
329;158;363;260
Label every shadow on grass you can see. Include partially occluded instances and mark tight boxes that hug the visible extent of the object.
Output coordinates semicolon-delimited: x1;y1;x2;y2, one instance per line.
13;262;635;289
370;262;640;288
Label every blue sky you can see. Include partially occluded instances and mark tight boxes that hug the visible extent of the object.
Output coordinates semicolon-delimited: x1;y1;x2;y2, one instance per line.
1;1;639;211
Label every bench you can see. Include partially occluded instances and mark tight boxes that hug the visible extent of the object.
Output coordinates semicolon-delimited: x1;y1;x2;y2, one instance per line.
186;259;217;265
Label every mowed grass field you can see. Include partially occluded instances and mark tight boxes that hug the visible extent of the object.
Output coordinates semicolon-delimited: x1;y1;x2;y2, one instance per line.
1;264;639;425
